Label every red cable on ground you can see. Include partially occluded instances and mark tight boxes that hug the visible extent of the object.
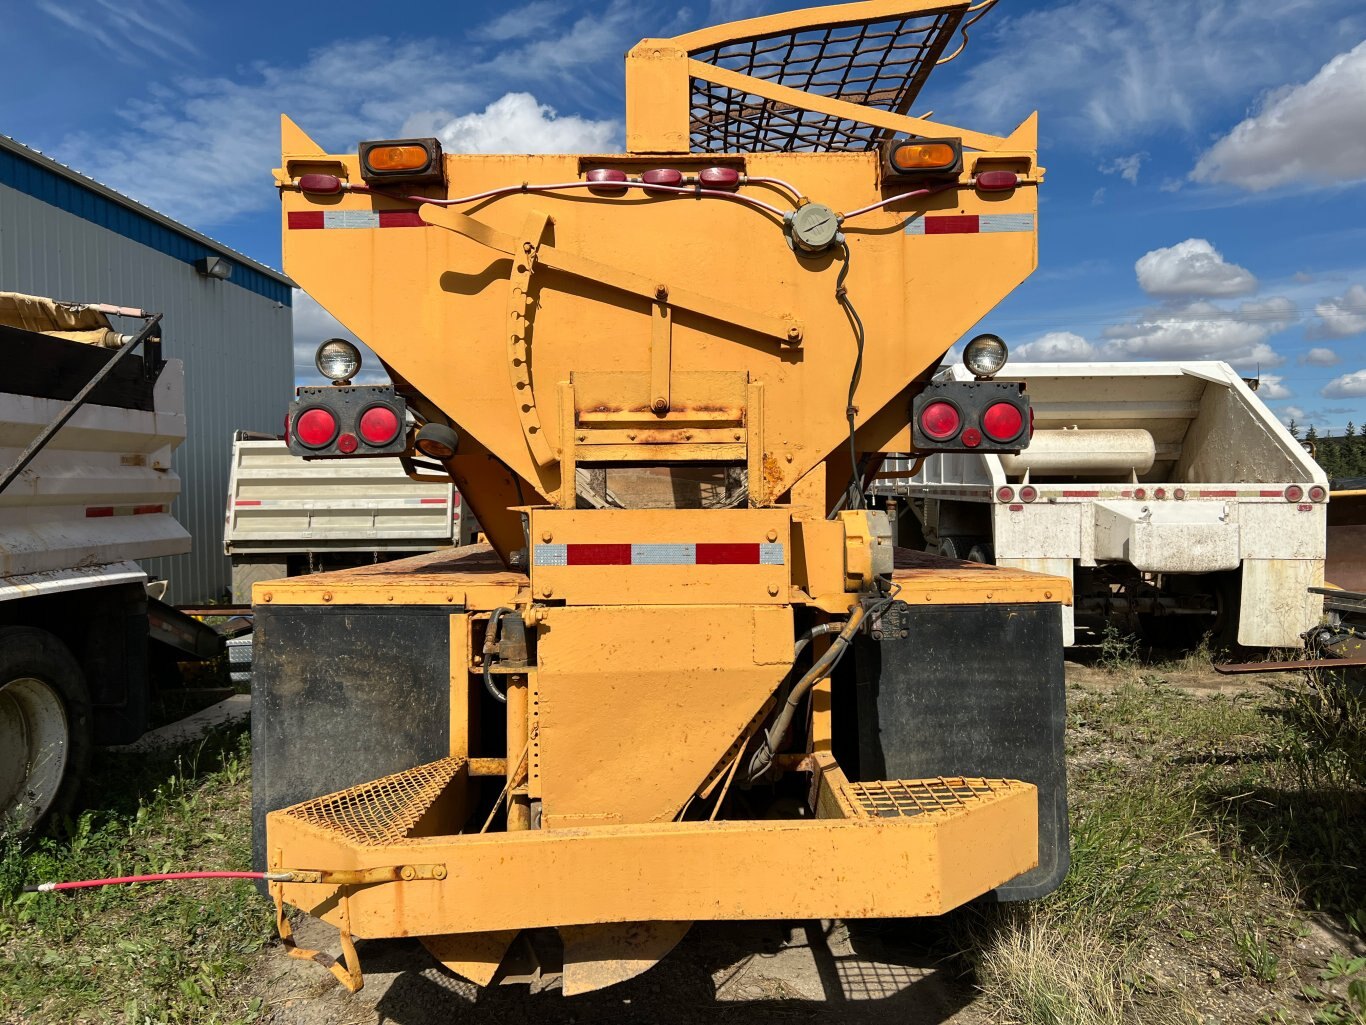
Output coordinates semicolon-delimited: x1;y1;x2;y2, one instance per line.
24;870;290;893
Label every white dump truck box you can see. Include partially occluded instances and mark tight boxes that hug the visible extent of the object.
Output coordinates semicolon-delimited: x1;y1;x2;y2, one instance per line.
883;361;1327;647
0;363;189;591
224;438;459;555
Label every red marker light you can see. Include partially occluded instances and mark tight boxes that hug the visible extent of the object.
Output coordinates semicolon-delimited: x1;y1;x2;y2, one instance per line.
919;401;961;441
974;170;1018;192
1154;487;1167;500
1019;485;1038;503
699;166;741;189
1134;487;1147;500
642;168;683;186
586;168;628;193
1284;485;1304;502
358;405;401;446
1174;487;1186;501
337;433;359;454
996;486;1015;502
1308;485;1326;502
298;173;343;194
295;407;339;448
982;402;1024;442
962;428;982;448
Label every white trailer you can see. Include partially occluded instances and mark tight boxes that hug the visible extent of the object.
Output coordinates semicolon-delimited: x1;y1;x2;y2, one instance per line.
224;435;470;603
0;293;217;836
875;361;1327;648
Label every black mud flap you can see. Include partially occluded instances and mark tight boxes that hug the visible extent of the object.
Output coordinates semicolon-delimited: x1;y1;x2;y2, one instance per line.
837;600;1068;901
250;604;458;874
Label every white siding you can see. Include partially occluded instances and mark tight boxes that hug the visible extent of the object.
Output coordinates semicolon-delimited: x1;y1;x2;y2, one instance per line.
0;182;293;602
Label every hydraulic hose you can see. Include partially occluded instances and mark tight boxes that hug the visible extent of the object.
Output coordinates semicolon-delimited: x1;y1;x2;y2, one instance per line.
482;607;513;704
748;603;870;781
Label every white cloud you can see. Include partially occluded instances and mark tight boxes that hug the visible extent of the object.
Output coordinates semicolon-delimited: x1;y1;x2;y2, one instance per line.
474;1;564;42
407;93;618;156
1301;346;1341;366
1099;297;1295;369
1192;40;1366;191
1135;239;1257;298
1256;374;1292;400
938;0;1366;142
1099;152;1145;184
1014;331;1099;361
37;0;199;63
1308;284;1366;339
1323;370;1366;398
292;291;388;387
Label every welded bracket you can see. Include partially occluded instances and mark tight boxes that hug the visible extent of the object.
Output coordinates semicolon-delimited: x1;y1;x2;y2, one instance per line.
275;886;364;993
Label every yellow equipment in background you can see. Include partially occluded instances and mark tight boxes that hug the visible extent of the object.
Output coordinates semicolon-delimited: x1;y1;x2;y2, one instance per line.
254;0;1072;995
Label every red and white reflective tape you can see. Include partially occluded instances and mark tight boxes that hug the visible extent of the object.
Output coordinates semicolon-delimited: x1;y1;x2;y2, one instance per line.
535;542;784;567
287;210;426;230
904;213;1034;235
86;504;166;518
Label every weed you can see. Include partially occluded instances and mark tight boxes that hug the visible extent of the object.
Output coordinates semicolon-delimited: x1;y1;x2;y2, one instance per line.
1097;621;1143;673
1233;928;1280;984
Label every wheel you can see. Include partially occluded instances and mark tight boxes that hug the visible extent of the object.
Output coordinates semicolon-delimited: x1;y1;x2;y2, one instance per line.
966;541;995;565
937;535;970;560
0;627;92;837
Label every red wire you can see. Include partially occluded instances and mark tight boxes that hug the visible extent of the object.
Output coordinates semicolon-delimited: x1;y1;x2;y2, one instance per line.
29;871;272;892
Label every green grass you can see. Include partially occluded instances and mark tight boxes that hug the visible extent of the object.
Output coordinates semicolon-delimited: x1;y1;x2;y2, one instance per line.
954;675;1366;1025
0;728;274;1025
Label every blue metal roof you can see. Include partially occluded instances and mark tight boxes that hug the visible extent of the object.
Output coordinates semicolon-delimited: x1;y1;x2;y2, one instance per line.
0;137;292;306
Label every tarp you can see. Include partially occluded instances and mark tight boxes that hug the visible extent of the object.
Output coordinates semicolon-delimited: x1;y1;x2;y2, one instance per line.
0;291;124;347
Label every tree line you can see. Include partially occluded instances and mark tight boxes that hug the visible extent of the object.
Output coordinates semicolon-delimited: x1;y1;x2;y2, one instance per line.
1287;420;1366;481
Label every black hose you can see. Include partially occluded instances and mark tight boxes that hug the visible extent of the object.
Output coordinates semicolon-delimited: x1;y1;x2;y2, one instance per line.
832;242;868;517
482;607;512;704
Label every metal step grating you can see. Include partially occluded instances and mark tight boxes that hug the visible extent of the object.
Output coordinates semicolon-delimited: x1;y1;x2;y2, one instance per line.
843;777;1007;818
282;757;464;846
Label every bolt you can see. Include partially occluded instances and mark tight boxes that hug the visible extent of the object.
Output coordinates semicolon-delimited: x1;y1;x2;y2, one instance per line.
322;591;333;603
734;432;743;441
541;531;553;543
401;865;416;881
523;242;534;254
655;283;669;300
899;629;908;638
263;592;273;602
541;586;553;598
445;595;454;603
652;397;669;413
787;325;801;341
683;432;693;441
433;866;447;880
766;529;778;542
577;433;587;442
872;630;883;640
1044;591;1052;599
628;432;636;441
785;453;793;463
767;584;780;596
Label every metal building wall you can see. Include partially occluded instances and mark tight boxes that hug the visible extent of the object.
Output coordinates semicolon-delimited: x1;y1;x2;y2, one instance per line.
0;181;293;603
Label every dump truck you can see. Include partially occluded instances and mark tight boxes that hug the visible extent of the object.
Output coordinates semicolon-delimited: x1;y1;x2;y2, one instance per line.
873;361;1328;648
224;432;471;604
255;0;1071;994
0;292;219;836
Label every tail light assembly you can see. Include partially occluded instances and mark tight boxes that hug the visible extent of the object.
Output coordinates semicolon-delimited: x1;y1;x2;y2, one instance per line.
287;384;409;459
912;380;1030;455
358;137;445;187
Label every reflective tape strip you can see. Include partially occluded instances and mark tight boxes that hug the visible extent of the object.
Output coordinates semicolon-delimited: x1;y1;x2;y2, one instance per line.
905;213;1034;235
287;210;427;229
532;542;785;566
86;505;166;517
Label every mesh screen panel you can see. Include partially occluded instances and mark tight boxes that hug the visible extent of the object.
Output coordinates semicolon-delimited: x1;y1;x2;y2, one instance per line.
283;757;463;846
842;776;1010;818
689;6;964;152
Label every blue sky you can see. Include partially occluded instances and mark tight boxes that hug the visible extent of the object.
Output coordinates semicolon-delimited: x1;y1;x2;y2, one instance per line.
7;0;1366;431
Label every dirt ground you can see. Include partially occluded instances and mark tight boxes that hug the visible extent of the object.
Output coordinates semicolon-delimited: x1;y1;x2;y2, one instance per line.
247;658;1262;1025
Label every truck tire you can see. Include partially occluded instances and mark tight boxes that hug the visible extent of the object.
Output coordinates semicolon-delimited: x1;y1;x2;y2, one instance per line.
0;627;92;837
937;536;971;560
966;541;996;565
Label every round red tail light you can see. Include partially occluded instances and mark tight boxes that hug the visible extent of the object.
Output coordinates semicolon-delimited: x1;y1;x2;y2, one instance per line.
359;405;401;446
1284;484;1304;502
982;401;1024;442
919;400;961;441
1019;485;1038;502
1308;485;1326;502
996;486;1015;502
295;407;339;448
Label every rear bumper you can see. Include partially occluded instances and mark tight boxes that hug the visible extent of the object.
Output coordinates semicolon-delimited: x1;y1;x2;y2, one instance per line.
266;758;1039;938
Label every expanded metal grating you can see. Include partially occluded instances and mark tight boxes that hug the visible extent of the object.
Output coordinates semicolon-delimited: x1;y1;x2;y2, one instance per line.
843;777;1005;818
689;5;966;153
283;757;463;846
